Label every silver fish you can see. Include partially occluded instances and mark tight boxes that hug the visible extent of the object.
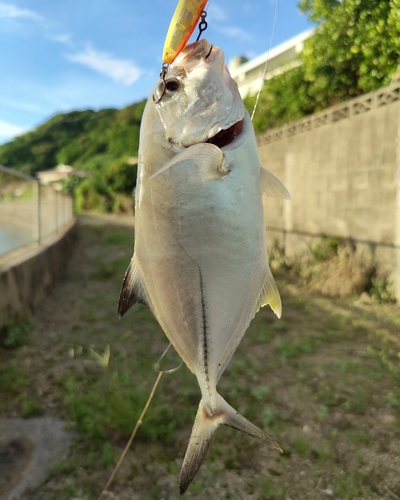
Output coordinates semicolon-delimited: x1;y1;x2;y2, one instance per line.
119;39;290;495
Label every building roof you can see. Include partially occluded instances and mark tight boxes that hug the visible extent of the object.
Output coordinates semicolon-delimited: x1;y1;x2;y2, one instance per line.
36;164;89;187
229;28;314;97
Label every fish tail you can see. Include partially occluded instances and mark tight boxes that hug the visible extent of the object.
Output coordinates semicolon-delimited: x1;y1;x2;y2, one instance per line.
179;393;281;495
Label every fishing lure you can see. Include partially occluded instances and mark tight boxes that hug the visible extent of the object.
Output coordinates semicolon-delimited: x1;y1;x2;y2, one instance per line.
162;0;208;64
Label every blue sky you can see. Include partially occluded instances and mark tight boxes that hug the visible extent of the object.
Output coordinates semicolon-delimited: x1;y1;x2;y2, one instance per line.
0;0;313;144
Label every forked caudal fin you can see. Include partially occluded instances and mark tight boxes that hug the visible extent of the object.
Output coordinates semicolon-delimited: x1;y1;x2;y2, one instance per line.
179;393;282;496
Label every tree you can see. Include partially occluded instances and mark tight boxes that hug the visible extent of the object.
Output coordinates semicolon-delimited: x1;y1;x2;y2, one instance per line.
246;0;400;133
245;65;314;134
299;0;400;109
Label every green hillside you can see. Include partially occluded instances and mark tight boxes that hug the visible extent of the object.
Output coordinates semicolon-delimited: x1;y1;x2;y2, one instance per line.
0;100;146;213
0;101;146;174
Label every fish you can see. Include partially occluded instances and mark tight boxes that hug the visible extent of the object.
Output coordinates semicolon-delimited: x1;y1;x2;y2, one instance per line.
162;0;208;64
119;38;290;495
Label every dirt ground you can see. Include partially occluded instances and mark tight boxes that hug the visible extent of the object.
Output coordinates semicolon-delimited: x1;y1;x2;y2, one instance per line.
1;218;399;500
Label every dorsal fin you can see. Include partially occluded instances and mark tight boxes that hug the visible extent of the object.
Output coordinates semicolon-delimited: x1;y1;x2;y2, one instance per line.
260;168;290;199
258;266;282;318
118;258;150;318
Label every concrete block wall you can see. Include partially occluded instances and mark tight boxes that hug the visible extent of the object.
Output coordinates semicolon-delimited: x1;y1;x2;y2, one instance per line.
0;220;77;329
258;82;400;298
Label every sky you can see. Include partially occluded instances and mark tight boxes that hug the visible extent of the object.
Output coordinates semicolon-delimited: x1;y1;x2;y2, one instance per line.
0;0;313;144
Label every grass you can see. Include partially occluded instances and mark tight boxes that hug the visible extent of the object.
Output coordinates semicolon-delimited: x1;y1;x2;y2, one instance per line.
0;318;32;349
1;223;399;500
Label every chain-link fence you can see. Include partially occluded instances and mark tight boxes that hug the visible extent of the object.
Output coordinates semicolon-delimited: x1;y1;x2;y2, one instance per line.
0;165;74;256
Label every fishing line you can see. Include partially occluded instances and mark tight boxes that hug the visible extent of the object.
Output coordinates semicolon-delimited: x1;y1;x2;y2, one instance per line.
97;344;181;499
250;0;279;121
155;342;183;373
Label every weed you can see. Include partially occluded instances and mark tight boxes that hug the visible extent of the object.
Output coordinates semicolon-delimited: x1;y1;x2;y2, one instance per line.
270;319;289;333
104;228;133;246
188;479;204;495
308;236;344;261
274;337;301;361
291;438;311;457
339;359;361;373
344;389;371;415
101;442;116;466
0;362;29;396
21;398;45;417
346;429;371;446
386;391;400;408
269;242;291;273
314;384;340;407
316;404;328;420
369;276;396;303
367;345;400;381
256;327;271;343
0;318;31;349
254;476;287;500
261;408;274;427
94;257;128;279
297;370;306;381
61;351;193;443
302;336;321;353
251;385;270;401
274;335;321;362
258;477;273;499
333;472;373;499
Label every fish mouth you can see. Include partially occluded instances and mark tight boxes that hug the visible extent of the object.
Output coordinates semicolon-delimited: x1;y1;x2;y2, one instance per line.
205;119;244;149
170;118;245;150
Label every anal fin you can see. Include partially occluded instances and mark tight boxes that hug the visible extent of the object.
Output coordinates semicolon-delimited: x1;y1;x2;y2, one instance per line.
118;258;150;318
258;266;282;318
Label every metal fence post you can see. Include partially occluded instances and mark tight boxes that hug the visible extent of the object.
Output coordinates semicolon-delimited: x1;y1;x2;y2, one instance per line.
55;190;59;233
37;180;41;245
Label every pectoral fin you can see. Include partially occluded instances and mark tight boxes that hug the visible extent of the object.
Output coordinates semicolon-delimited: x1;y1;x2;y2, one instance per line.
118;258;150;318
258;267;282;318
150;143;224;181
260;168;290;199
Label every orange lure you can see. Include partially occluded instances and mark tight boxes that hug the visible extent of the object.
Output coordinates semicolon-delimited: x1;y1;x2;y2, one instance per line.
163;0;208;65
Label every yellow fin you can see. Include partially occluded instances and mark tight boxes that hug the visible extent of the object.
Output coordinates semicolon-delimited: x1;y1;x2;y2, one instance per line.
258;266;282;318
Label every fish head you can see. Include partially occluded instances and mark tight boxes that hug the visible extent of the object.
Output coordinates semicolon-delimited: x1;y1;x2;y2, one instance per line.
152;39;245;149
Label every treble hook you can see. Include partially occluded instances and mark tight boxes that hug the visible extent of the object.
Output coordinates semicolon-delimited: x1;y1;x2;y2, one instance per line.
196;11;208;41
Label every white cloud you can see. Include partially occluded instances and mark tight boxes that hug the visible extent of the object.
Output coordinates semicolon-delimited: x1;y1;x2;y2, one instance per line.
66;46;142;86
48;33;73;46
0;2;43;21
0;119;29;140
216;26;253;42
207;4;228;22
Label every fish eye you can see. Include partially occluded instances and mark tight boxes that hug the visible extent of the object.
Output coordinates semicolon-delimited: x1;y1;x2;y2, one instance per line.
165;78;180;94
152;77;181;103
